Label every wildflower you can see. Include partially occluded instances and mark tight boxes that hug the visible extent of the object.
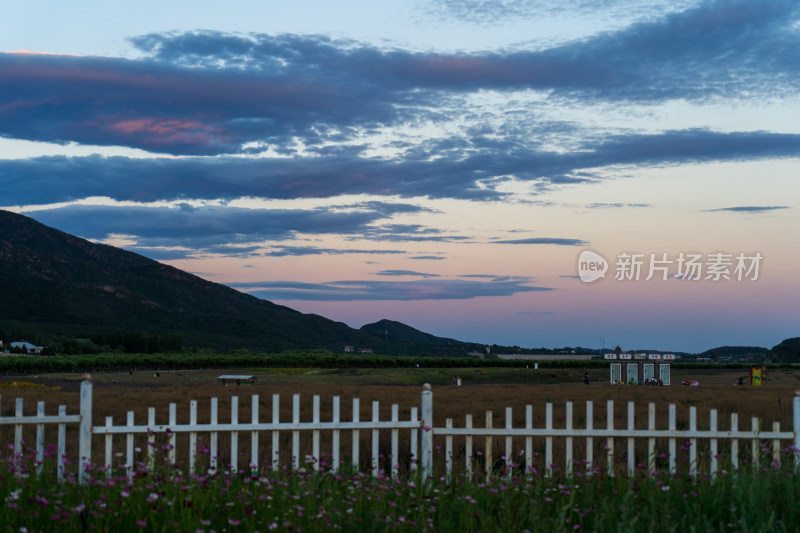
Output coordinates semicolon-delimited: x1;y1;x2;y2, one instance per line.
228;518;241;526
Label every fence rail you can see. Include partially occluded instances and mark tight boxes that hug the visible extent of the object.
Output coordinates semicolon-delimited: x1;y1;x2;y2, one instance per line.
1;380;799;483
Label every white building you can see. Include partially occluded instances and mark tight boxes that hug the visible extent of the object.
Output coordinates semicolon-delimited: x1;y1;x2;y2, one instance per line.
10;341;43;355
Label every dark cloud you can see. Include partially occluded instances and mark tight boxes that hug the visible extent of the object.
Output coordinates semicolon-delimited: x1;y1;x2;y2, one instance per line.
1;1;798;156
4;129;799;206
262;246;406;257
358;223;472;242
375;270;440;277
0;44;402;156
117;244;407;261
124;247;198;261
704;205;790;212
228;278;553;301
409;255;446;260
493;237;589;246
21;202;429;250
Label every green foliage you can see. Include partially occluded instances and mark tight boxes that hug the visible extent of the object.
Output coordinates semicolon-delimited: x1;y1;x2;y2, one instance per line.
43;337;100;355
2;448;800;532
771;337;800;363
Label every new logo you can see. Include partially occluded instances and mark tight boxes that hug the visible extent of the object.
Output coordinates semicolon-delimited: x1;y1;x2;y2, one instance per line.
577;250;608;283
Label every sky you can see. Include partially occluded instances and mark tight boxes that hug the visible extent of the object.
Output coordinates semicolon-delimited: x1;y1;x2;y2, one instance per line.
1;0;798;353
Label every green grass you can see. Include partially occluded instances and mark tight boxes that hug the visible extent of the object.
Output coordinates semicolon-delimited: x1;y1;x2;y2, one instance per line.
2;444;800;532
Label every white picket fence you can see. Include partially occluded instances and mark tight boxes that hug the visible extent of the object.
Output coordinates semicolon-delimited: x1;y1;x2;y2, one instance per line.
1;380;799;484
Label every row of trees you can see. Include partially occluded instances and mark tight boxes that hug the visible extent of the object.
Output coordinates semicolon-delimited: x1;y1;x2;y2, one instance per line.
1;327;183;355
1;350;794;375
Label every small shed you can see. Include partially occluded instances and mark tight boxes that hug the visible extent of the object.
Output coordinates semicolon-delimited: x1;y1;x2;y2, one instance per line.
605;350;673;385
10;341;43;355
217;375;256;386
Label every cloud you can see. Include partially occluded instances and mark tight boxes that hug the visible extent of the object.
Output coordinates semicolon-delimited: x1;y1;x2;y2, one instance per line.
493;237;589;246
1;1;798;157
5;128;798;207
228;277;553;301
586;202;652;209
20;202;430;251
262;246;406;257
409;255;446;260
704;205;791;212
425;0;699;26
375;270;440;277
125;247;198;261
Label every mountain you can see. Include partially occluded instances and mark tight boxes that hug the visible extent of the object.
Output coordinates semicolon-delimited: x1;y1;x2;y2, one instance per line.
361;319;466;345
699;346;769;358
359;319;484;357
771;337;800;363
0;210;379;352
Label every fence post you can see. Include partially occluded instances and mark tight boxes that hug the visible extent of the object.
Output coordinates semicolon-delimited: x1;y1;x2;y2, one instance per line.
794;391;800;473
420;384;433;479
78;378;93;485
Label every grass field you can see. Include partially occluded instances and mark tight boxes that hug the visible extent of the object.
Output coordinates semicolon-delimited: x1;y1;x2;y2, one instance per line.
5;364;799;419
3;365;799;471
3;366;800;531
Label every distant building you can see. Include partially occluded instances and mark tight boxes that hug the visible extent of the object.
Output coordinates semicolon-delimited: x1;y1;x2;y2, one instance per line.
10;341;43;355
360;348;373;354
605;347;673;385
344;345;355;353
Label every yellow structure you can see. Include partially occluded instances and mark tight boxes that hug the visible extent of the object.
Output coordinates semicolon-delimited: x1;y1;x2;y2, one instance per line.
750;367;764;386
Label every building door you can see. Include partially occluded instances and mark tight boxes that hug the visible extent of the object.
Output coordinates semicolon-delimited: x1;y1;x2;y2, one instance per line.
626;363;638;384
643;364;654;382
610;363;621;384
659;364;670;385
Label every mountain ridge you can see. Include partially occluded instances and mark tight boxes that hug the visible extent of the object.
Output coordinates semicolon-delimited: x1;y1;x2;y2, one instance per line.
0;210;379;352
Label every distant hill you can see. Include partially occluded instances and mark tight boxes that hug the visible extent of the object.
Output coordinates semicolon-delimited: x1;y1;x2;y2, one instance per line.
699;346;770;359
359;319;484;357
361;319;463;345
0;210;379;352
771;337;800;363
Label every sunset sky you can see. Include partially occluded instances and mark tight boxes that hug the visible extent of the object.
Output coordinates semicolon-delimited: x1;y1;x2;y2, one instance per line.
1;0;798;352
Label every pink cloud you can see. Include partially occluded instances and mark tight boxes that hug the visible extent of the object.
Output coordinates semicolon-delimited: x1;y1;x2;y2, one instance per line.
99;117;231;150
7;50;83;57
111;118;208;136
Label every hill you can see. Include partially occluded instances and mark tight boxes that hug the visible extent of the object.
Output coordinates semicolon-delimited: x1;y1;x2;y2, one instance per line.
0;210;379;352
360;319;467;346
359;319;485;357
771;337;800;363
698;346;770;360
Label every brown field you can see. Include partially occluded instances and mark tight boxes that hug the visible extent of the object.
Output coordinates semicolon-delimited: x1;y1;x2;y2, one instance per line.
2;366;799;475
